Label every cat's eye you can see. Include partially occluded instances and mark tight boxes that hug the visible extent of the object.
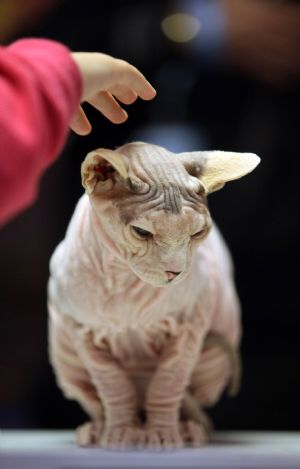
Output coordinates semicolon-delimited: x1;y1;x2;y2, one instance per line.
192;229;206;239
132;226;152;238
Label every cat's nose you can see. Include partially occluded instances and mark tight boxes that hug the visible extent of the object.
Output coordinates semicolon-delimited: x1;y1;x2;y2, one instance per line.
166;271;182;281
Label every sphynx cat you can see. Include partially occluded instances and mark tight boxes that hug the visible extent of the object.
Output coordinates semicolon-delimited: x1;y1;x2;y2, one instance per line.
48;142;260;450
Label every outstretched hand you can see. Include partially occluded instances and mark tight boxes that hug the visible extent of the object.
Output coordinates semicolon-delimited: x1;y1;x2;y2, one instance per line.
70;52;156;135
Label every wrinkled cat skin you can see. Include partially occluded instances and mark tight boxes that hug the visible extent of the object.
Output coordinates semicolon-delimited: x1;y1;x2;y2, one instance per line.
48;142;260;450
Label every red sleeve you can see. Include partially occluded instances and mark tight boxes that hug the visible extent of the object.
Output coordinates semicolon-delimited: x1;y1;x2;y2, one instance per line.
0;38;82;226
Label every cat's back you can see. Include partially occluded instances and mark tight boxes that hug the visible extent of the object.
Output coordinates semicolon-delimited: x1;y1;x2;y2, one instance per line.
48;194;92;317
197;223;240;344
50;194;89;270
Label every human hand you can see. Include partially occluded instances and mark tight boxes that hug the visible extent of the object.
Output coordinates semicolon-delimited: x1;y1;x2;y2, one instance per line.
221;0;300;87
70;52;156;135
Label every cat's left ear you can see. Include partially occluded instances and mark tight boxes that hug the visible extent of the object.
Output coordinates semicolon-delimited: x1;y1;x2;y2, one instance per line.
81;148;128;194
178;150;260;194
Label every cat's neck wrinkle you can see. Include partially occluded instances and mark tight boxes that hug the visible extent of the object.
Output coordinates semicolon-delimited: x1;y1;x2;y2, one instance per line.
82;204;169;315
88;206;124;262
84;204;135;285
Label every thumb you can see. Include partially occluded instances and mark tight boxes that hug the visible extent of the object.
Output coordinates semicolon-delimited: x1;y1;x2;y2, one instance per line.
70;105;92;135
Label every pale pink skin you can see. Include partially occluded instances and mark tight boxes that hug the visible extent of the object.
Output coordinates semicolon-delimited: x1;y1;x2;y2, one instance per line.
48;142;259;450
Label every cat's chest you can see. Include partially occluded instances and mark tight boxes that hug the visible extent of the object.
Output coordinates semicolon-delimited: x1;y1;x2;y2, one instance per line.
83;269;198;329
61;243;212;333
91;314;184;371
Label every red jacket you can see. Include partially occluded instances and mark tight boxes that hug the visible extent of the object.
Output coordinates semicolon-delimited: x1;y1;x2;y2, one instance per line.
0;38;82;226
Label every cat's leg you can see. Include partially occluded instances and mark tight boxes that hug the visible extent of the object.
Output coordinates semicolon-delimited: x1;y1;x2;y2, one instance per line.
190;332;241;407
140;323;206;450
179;392;212;447
180;332;240;446
48;310;104;446
73;329;142;449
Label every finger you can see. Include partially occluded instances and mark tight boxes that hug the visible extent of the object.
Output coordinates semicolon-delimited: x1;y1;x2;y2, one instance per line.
70;105;92;135
88;91;128;124
116;60;156;100
109;84;138;105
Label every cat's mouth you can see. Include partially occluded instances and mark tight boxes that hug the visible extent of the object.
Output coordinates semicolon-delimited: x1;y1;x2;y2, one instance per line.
132;268;185;287
129;261;187;287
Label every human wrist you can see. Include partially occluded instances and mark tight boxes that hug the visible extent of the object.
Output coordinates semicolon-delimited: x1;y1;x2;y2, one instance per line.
70;52;91;102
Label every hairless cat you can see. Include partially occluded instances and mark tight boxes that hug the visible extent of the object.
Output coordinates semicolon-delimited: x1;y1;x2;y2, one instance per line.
48;142;260;450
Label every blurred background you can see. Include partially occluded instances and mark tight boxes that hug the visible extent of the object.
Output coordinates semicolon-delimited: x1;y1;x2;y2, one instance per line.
0;0;300;432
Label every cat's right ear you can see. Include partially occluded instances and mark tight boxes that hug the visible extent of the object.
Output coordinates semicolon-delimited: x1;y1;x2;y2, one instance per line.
178;150;260;194
81;148;129;195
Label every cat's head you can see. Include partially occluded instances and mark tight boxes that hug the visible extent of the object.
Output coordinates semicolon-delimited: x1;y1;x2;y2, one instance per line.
81;142;260;287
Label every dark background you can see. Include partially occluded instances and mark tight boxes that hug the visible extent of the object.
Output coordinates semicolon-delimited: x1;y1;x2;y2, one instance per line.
0;0;300;431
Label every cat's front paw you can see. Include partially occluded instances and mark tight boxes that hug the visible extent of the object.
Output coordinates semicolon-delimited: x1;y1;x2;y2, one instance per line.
100;425;142;450
138;425;183;450
179;420;209;447
76;420;104;446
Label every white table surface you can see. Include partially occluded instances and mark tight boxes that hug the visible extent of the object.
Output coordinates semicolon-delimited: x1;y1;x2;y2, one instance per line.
1;430;300;469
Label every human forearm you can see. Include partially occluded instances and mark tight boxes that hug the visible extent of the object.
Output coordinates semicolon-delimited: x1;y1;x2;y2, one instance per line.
0;39;81;225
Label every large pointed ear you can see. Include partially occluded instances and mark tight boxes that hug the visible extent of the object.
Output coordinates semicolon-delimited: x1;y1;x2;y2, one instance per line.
178;150;260;194
81;148;147;195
